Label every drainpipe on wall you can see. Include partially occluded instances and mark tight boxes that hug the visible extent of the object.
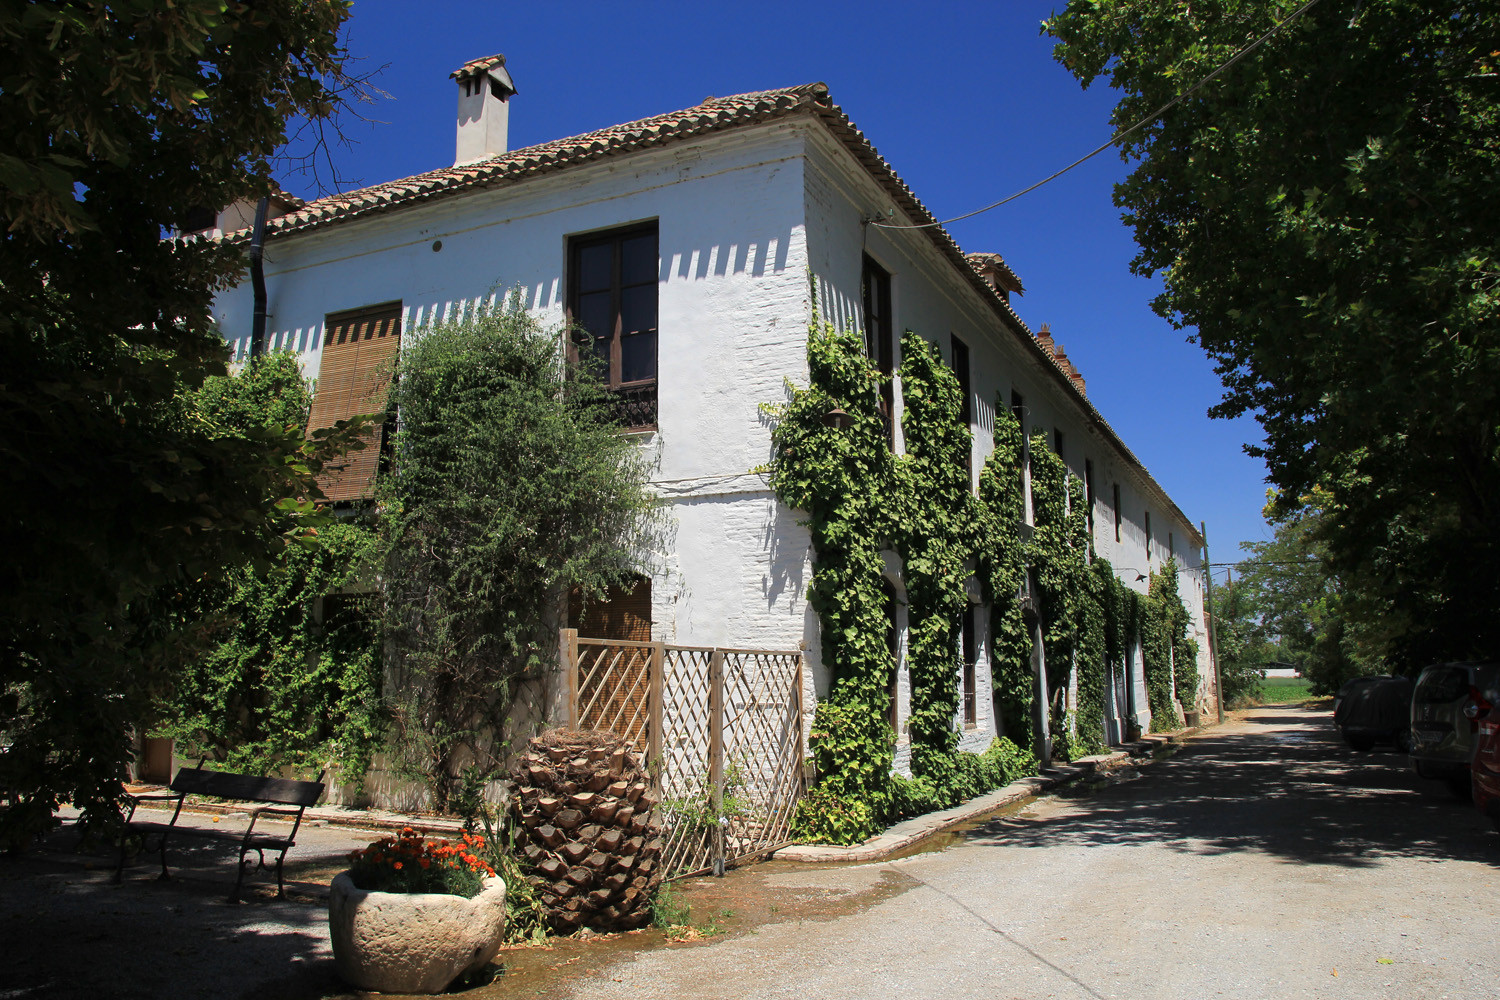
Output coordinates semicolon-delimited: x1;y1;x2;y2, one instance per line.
248;195;270;361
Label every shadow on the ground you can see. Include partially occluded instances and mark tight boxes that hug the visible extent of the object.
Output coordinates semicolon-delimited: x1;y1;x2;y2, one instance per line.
0;853;338;1000
963;708;1499;870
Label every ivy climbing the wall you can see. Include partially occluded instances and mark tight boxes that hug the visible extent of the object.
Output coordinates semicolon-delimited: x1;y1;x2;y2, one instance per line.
1141;560;1197;730
767;288;1212;841
158;352;385;783
1025;433;1089;745
976;403;1031;751
765;301;900;845
767;294;1040;845
159;520;384;780
1074;485;1110;749
892;332;980;791
1140;563;1188;728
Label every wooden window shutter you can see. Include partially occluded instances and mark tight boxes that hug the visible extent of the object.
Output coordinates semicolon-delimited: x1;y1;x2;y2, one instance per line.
306;302;403;502
568;576;652;642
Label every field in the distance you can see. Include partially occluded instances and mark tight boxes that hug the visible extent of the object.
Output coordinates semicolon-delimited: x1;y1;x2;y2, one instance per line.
1259;675;1313;704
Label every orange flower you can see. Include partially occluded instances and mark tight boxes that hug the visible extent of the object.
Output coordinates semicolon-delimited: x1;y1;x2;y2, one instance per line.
420;859;431;869
393;861;403;870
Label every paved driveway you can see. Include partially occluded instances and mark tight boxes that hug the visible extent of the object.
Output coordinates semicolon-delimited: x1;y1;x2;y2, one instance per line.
540;705;1498;1000
4;706;1495;1000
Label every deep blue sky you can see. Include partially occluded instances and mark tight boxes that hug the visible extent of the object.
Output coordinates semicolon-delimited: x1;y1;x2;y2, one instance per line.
282;0;1272;572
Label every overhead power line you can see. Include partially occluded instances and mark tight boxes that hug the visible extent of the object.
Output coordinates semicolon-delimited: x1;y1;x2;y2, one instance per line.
871;0;1328;231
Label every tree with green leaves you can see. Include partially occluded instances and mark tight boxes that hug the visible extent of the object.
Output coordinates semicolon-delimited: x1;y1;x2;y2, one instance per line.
159;352;384;782
1228;495;1388;695
0;1;361;848
1206;577;1270;708
1047;0;1500;664
377;298;661;809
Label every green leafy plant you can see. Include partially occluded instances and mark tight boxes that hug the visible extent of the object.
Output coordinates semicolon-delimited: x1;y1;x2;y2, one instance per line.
1047;0;1500;667
469;803;549;945
154;353;384;784
767;296;900;844
1142;560;1193;731
650;883;691;930
378;295;662;809
977;403;1033;750
892;333;980;790
768;284;1189;842
0;0;369;853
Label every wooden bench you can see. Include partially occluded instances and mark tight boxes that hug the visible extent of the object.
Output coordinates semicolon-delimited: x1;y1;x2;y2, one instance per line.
117;767;325;902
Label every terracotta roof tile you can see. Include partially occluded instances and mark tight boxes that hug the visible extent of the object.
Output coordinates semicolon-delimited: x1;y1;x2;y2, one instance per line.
965;251;1024;295
450;53;508;81
254;83;830;239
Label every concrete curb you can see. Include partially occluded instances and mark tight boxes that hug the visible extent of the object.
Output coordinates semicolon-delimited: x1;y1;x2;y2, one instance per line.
125;724;1207;857
775;725;1203;865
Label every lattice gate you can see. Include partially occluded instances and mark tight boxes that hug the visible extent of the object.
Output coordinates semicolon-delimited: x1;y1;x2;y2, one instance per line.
560;630;805;880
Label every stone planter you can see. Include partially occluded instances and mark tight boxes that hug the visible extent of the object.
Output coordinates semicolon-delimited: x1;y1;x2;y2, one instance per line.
328;872;506;994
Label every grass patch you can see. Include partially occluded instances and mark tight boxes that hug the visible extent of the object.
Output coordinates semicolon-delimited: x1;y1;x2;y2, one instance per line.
1259;676;1312;704
649;884;731;942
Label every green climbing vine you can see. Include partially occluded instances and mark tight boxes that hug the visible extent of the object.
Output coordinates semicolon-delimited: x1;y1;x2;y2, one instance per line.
765;299;899;844
158;518;384;781
892;333;979;791
1027;431;1071;733
767;296;1041;845
1141;560;1198;731
976;404;1031;751
768;283;1198;843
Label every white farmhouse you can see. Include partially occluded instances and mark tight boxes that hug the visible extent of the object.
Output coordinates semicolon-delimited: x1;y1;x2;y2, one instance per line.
208;55;1217;783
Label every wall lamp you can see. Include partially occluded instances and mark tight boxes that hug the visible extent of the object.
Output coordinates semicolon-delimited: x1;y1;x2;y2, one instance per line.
822;407;855;431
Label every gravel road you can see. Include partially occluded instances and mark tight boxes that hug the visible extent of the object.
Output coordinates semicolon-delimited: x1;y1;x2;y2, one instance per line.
3;705;1495;1000
547;705;1499;1000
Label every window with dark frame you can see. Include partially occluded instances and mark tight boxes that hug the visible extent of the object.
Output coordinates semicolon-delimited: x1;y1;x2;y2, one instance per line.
863;255;894;443
568;223;659;429
1169;531;1175;562
1145;510;1153;563
950;334;972;484
961;605;977;726
1054;428;1064;461
1113;483;1122;543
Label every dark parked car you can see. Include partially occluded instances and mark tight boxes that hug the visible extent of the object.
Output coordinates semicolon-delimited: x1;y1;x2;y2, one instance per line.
1333;675;1413;752
1410;661;1500;797
1470;670;1500;831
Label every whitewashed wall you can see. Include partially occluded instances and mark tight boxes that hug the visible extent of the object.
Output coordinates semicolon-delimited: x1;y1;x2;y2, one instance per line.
213;122;824;672
213;110;1213;789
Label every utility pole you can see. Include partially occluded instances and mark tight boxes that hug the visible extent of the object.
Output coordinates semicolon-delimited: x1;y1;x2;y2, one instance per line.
1201;520;1225;724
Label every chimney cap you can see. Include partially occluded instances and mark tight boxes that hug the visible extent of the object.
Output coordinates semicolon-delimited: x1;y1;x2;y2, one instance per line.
964;251;1024;296
450;53;517;97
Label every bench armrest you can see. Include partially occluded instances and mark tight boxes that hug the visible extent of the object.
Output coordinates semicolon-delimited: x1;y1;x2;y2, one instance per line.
124;789;185;825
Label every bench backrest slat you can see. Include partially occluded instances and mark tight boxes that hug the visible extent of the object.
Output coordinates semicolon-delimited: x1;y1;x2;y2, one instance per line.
169;768;324;806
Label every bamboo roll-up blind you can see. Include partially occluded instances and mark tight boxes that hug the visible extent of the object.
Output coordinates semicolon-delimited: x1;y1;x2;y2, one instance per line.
307;301;403;502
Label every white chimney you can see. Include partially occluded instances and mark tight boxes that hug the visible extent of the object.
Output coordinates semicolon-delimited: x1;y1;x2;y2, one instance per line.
451;54;517;166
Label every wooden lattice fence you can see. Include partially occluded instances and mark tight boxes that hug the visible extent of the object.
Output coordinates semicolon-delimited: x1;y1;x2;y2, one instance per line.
560;630;805;879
